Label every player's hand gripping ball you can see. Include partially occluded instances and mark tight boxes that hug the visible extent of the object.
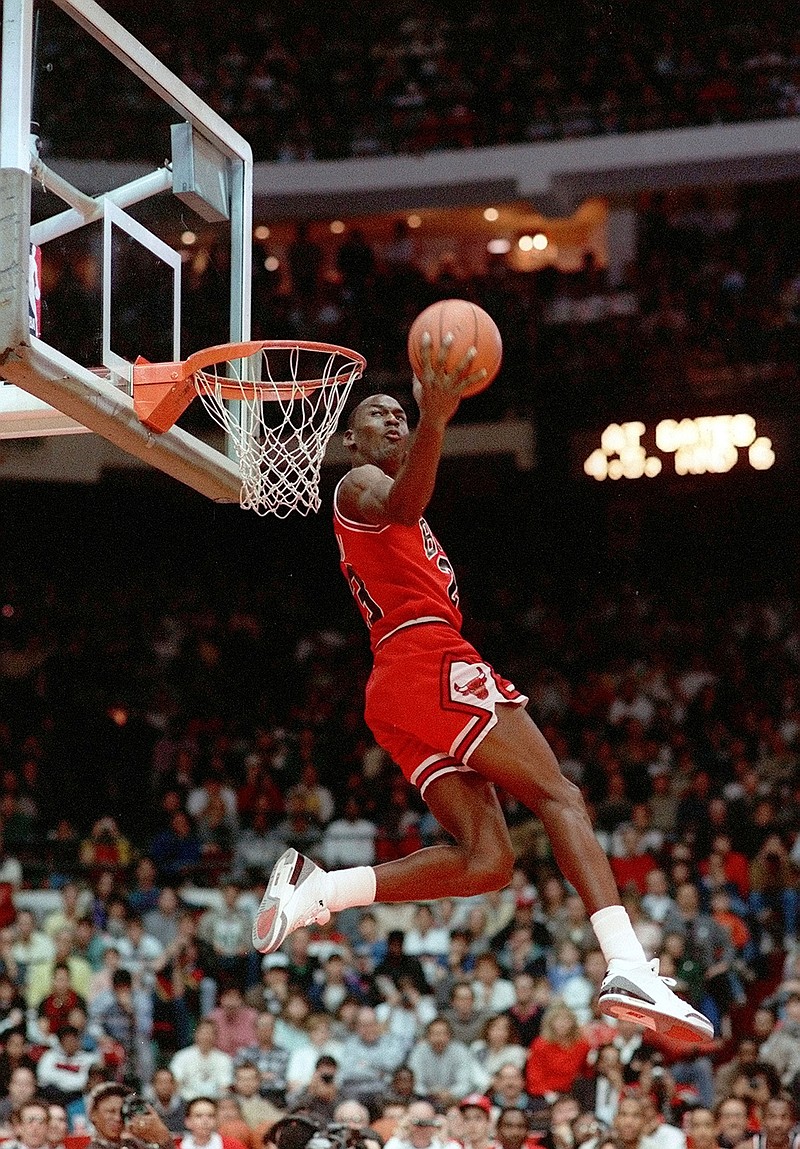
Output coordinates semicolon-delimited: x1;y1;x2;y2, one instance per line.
407;298;503;397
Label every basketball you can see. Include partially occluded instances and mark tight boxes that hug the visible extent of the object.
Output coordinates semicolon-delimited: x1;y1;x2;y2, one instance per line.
407;299;503;398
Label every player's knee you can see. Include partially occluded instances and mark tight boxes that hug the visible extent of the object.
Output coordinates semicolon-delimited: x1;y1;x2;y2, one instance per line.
463;839;515;894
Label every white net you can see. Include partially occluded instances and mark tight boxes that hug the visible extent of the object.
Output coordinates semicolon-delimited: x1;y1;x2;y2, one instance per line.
193;342;364;516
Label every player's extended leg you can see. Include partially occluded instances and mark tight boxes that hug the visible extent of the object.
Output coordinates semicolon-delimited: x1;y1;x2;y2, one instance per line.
466;704;714;1042
466;703;619;915
372;770;516;902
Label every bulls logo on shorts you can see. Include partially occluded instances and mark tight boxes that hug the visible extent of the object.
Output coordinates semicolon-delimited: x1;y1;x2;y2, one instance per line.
448;660;512;710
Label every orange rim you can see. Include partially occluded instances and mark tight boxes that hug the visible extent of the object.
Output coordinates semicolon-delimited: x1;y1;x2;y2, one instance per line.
133;339;366;401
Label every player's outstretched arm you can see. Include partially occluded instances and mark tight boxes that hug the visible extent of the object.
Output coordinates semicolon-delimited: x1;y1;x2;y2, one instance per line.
339;332;485;526
379;332;485;525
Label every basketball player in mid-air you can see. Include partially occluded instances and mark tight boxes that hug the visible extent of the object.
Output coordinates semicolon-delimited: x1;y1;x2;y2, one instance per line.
253;331;714;1043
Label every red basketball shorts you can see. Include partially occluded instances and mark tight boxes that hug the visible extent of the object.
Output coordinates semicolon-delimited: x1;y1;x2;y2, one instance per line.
364;622;528;798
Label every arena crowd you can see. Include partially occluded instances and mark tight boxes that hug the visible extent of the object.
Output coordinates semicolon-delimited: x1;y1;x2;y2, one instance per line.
33;0;800;161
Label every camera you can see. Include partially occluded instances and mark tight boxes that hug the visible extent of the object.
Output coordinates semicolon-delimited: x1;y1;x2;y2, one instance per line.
121;1097;152;1122
307;1124;373;1149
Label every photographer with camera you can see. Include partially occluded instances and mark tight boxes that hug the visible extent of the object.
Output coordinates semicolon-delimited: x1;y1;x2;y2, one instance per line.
292;1057;341;1125
85;1082;174;1149
384;1101;459;1149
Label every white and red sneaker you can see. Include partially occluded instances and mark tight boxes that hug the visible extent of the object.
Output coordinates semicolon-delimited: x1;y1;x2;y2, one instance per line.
252;848;330;954
598;957;714;1043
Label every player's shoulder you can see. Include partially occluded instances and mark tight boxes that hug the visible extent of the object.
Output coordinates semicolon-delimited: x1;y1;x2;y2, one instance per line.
340;463;386;491
336;464;392;523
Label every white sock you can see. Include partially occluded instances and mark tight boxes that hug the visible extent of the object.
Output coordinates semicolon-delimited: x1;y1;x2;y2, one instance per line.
590;904;649;965
322;866;377;913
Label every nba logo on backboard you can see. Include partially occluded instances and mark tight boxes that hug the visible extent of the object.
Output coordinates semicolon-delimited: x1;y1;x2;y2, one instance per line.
28;244;41;337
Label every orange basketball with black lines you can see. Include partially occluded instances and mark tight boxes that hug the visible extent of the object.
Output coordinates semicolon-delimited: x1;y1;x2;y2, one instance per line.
407;298;503;397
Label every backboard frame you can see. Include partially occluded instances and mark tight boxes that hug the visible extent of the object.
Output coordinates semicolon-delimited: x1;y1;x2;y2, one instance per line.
0;0;253;503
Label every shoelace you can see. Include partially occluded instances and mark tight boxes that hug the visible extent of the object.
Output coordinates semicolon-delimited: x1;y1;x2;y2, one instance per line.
648;957;677;988
295;899;328;929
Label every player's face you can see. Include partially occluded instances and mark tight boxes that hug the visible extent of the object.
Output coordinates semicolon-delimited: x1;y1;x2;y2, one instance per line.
346;395;409;470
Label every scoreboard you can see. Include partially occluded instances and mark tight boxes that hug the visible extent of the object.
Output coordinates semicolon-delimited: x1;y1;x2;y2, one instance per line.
578;414;777;481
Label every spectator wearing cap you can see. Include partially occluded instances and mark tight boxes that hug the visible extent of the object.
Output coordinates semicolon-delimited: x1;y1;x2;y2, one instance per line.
170;1018;234;1102
208;983;259;1058
245;953;291;1016
36;1025;100;1106
408;1017;487;1109
458;1095;497;1149
86;1082;173;1149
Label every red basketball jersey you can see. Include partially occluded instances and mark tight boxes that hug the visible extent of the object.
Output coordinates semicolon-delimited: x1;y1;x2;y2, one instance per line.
333;476;463;651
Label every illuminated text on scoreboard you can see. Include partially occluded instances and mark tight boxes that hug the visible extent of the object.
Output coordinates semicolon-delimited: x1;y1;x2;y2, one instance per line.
583;414;775;481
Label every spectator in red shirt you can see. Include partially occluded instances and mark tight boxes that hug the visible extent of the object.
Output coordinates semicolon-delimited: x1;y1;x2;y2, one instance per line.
38;965;86;1040
525;1002;590;1104
699;834;750;899
207;982;259;1057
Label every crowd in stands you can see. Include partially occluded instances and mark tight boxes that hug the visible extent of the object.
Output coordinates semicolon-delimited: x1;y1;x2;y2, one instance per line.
6;6;800;1140
0;504;799;1147
32;0;800;161
39;181;800;427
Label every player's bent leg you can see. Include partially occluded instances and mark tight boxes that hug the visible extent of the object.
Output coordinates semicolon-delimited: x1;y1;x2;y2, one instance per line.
253;773;513;953
373;770;515;903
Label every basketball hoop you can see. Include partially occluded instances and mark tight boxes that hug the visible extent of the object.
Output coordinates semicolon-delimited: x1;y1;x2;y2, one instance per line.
132;340;366;516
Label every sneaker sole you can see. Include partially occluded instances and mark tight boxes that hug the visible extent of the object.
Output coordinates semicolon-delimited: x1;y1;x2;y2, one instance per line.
599;992;714;1043
252;848;305;953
